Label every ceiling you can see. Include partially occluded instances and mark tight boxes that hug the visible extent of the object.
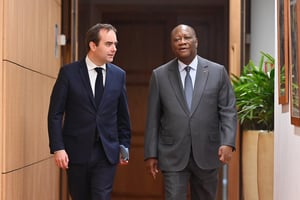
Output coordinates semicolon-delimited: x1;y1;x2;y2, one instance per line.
79;0;227;6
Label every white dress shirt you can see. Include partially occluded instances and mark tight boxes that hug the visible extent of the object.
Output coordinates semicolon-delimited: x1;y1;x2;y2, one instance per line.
85;56;106;96
178;56;198;89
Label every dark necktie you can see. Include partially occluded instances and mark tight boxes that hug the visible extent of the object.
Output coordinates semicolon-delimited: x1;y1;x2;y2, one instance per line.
184;66;193;111
95;68;104;106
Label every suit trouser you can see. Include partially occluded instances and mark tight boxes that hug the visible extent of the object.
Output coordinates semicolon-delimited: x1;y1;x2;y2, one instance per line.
67;140;117;200
162;155;218;200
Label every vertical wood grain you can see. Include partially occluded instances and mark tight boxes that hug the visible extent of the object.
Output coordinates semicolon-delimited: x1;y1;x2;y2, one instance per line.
3;0;61;76
228;0;241;200
0;0;4;198
3;159;60;200
1;0;62;199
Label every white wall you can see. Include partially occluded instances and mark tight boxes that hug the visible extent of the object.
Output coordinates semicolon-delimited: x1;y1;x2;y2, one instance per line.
250;0;275;62
251;0;300;199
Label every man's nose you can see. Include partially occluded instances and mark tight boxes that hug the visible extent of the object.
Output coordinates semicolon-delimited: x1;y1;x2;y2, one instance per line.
178;37;188;43
112;44;117;51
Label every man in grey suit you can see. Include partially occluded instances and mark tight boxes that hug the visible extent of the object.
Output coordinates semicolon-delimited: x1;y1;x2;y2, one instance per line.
144;24;237;200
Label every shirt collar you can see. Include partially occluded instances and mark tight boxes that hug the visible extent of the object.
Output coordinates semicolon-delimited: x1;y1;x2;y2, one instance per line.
85;56;106;71
178;56;198;72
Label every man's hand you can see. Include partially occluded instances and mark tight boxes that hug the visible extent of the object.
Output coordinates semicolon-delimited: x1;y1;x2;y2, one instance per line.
218;145;233;164
54;150;69;169
145;158;159;179
119;145;129;165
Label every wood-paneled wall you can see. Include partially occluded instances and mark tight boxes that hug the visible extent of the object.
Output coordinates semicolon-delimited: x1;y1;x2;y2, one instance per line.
228;1;242;199
0;0;4;198
1;0;62;199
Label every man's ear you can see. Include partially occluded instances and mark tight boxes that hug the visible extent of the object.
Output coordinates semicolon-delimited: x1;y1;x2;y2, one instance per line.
89;41;96;51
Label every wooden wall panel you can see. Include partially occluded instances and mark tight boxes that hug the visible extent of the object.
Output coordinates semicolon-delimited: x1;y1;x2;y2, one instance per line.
2;62;27;171
2;0;16;63
126;86;149;133
113;135;164;199
3;62;55;172
3;159;60;200
1;0;62;199
3;0;61;77
228;0;241;200
0;0;4;198
45;0;62;76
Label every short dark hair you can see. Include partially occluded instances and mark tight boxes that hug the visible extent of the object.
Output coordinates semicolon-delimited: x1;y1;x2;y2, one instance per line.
85;23;117;51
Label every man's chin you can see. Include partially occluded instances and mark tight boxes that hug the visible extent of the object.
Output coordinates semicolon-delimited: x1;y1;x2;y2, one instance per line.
176;52;192;58
177;55;191;60
177;55;195;64
107;58;114;63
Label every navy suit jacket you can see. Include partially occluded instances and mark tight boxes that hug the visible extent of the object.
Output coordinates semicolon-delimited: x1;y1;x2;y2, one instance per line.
48;60;131;165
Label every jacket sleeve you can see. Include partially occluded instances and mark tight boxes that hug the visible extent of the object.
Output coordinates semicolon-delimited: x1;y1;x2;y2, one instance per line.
144;71;161;160
218;67;238;150
117;72;131;149
47;67;68;153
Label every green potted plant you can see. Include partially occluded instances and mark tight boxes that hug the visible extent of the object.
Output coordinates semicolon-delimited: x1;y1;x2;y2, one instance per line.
231;51;274;200
231;51;274;131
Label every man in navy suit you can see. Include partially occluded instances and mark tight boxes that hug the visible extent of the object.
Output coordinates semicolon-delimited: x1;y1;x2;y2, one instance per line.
48;23;131;200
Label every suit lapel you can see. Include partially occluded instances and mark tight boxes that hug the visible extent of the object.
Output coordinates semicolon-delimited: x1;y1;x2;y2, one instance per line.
190;56;209;115
78;60;97;109
167;60;190;115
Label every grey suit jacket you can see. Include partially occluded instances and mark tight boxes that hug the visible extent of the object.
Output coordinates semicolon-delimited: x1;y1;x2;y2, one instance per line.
144;56;237;171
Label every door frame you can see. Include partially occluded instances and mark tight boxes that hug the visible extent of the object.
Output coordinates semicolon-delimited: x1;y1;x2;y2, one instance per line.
228;0;242;200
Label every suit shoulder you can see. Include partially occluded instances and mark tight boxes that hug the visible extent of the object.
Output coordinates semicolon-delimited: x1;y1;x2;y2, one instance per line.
60;60;82;72
153;58;177;73
198;56;223;68
198;56;226;73
108;63;126;74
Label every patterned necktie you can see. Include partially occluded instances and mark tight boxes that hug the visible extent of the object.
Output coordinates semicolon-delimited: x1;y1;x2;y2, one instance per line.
184;66;193;111
94;68;104;106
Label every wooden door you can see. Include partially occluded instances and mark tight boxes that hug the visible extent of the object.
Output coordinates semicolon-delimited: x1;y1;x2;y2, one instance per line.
105;13;171;200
